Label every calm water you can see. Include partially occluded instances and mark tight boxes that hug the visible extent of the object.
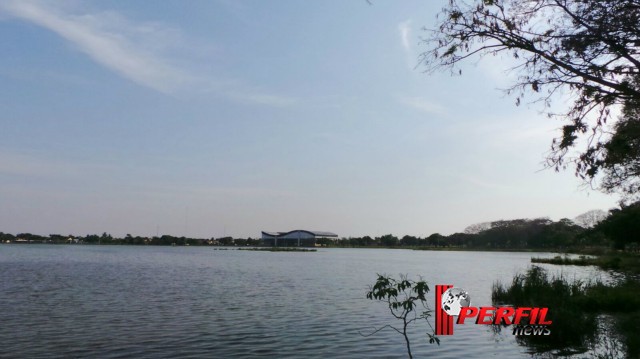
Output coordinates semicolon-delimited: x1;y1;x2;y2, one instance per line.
0;245;613;358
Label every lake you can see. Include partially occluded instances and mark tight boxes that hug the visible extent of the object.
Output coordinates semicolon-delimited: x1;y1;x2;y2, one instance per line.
0;245;613;358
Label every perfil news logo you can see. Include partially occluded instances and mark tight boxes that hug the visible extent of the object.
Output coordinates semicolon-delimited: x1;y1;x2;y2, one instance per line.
435;285;552;336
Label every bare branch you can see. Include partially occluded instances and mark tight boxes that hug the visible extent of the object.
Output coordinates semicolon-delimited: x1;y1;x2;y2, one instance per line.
421;0;640;199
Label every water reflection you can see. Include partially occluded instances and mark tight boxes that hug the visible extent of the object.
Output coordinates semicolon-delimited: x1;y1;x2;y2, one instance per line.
0;246;621;358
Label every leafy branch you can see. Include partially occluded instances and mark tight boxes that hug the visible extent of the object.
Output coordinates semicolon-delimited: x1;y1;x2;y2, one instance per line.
363;274;440;358
420;0;640;200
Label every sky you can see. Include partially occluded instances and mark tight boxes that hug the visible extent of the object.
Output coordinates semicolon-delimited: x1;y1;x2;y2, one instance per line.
0;0;621;239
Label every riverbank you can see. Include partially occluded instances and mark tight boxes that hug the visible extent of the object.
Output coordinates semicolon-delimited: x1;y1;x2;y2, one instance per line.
531;252;640;274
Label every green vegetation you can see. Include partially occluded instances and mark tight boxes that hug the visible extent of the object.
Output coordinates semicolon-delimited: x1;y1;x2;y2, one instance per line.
531;255;593;266
532;253;640;274
2;201;638;254
416;4;640;352
331;217;586;250
0;232;261;247
337;204;639;252
363;275;439;358
597;201;640;250
237;247;317;252
492;266;640;356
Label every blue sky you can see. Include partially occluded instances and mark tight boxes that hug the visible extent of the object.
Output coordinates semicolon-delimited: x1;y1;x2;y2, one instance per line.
0;0;619;239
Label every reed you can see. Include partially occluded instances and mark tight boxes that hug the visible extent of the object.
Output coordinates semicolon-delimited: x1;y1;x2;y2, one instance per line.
492;266;640;355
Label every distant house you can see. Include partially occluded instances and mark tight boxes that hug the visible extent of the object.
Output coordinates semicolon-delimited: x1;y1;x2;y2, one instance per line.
261;230;338;247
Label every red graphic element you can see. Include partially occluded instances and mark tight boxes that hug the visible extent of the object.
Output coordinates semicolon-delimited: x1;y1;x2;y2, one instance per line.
456;306;553;325
435;283;552;337
435;284;454;335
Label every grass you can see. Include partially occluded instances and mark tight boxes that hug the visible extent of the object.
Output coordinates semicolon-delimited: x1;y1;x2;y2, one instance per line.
531;252;640;273
531;255;593;266
492;266;640;356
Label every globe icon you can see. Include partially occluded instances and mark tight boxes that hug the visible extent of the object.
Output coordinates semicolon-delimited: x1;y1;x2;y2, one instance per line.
441;287;471;316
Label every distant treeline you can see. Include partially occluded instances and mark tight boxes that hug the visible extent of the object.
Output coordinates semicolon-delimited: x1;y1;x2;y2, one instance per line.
2;201;639;250
328;218;596;249
0;233;261;247
333;202;639;251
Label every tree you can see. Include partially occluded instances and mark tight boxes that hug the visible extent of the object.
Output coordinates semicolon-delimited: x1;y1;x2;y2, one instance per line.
573;209;608;228
245;237;261;246
426;233;445;246
362;235;376;246
0;232;15;242
84;234;100;243
363;274;439;358
473;218;554;248
234;238;248;246
16;233;45;241
379;234;399;247
218;236;234;246
600;106;640;197
537;218;583;248
463;221;492;234
421;0;640;199
596;200;640;249
100;232;112;242
401;235;420;246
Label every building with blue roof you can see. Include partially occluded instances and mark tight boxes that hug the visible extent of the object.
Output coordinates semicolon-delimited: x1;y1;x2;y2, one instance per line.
261;230;338;247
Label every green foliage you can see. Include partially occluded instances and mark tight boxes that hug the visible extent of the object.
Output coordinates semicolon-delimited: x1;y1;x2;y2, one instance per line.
379;234;399;247
217;236;234;246
600;94;640;198
234;238;247;246
531;255;592;266
492;266;640;355
532;252;640;273
364;274;439;358
596;201;640;249
16;233;47;242
0;232;15;242
492;266;597;354
336;216;611;250
400;235;420;246
458;218;585;249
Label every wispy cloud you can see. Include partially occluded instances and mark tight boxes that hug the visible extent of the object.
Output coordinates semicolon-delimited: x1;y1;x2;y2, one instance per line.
0;151;114;178
200;78;298;107
0;0;297;107
227;92;297;108
459;174;516;192
0;0;189;93
146;184;296;200
398;20;411;51
398;19;415;69
399;96;447;116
